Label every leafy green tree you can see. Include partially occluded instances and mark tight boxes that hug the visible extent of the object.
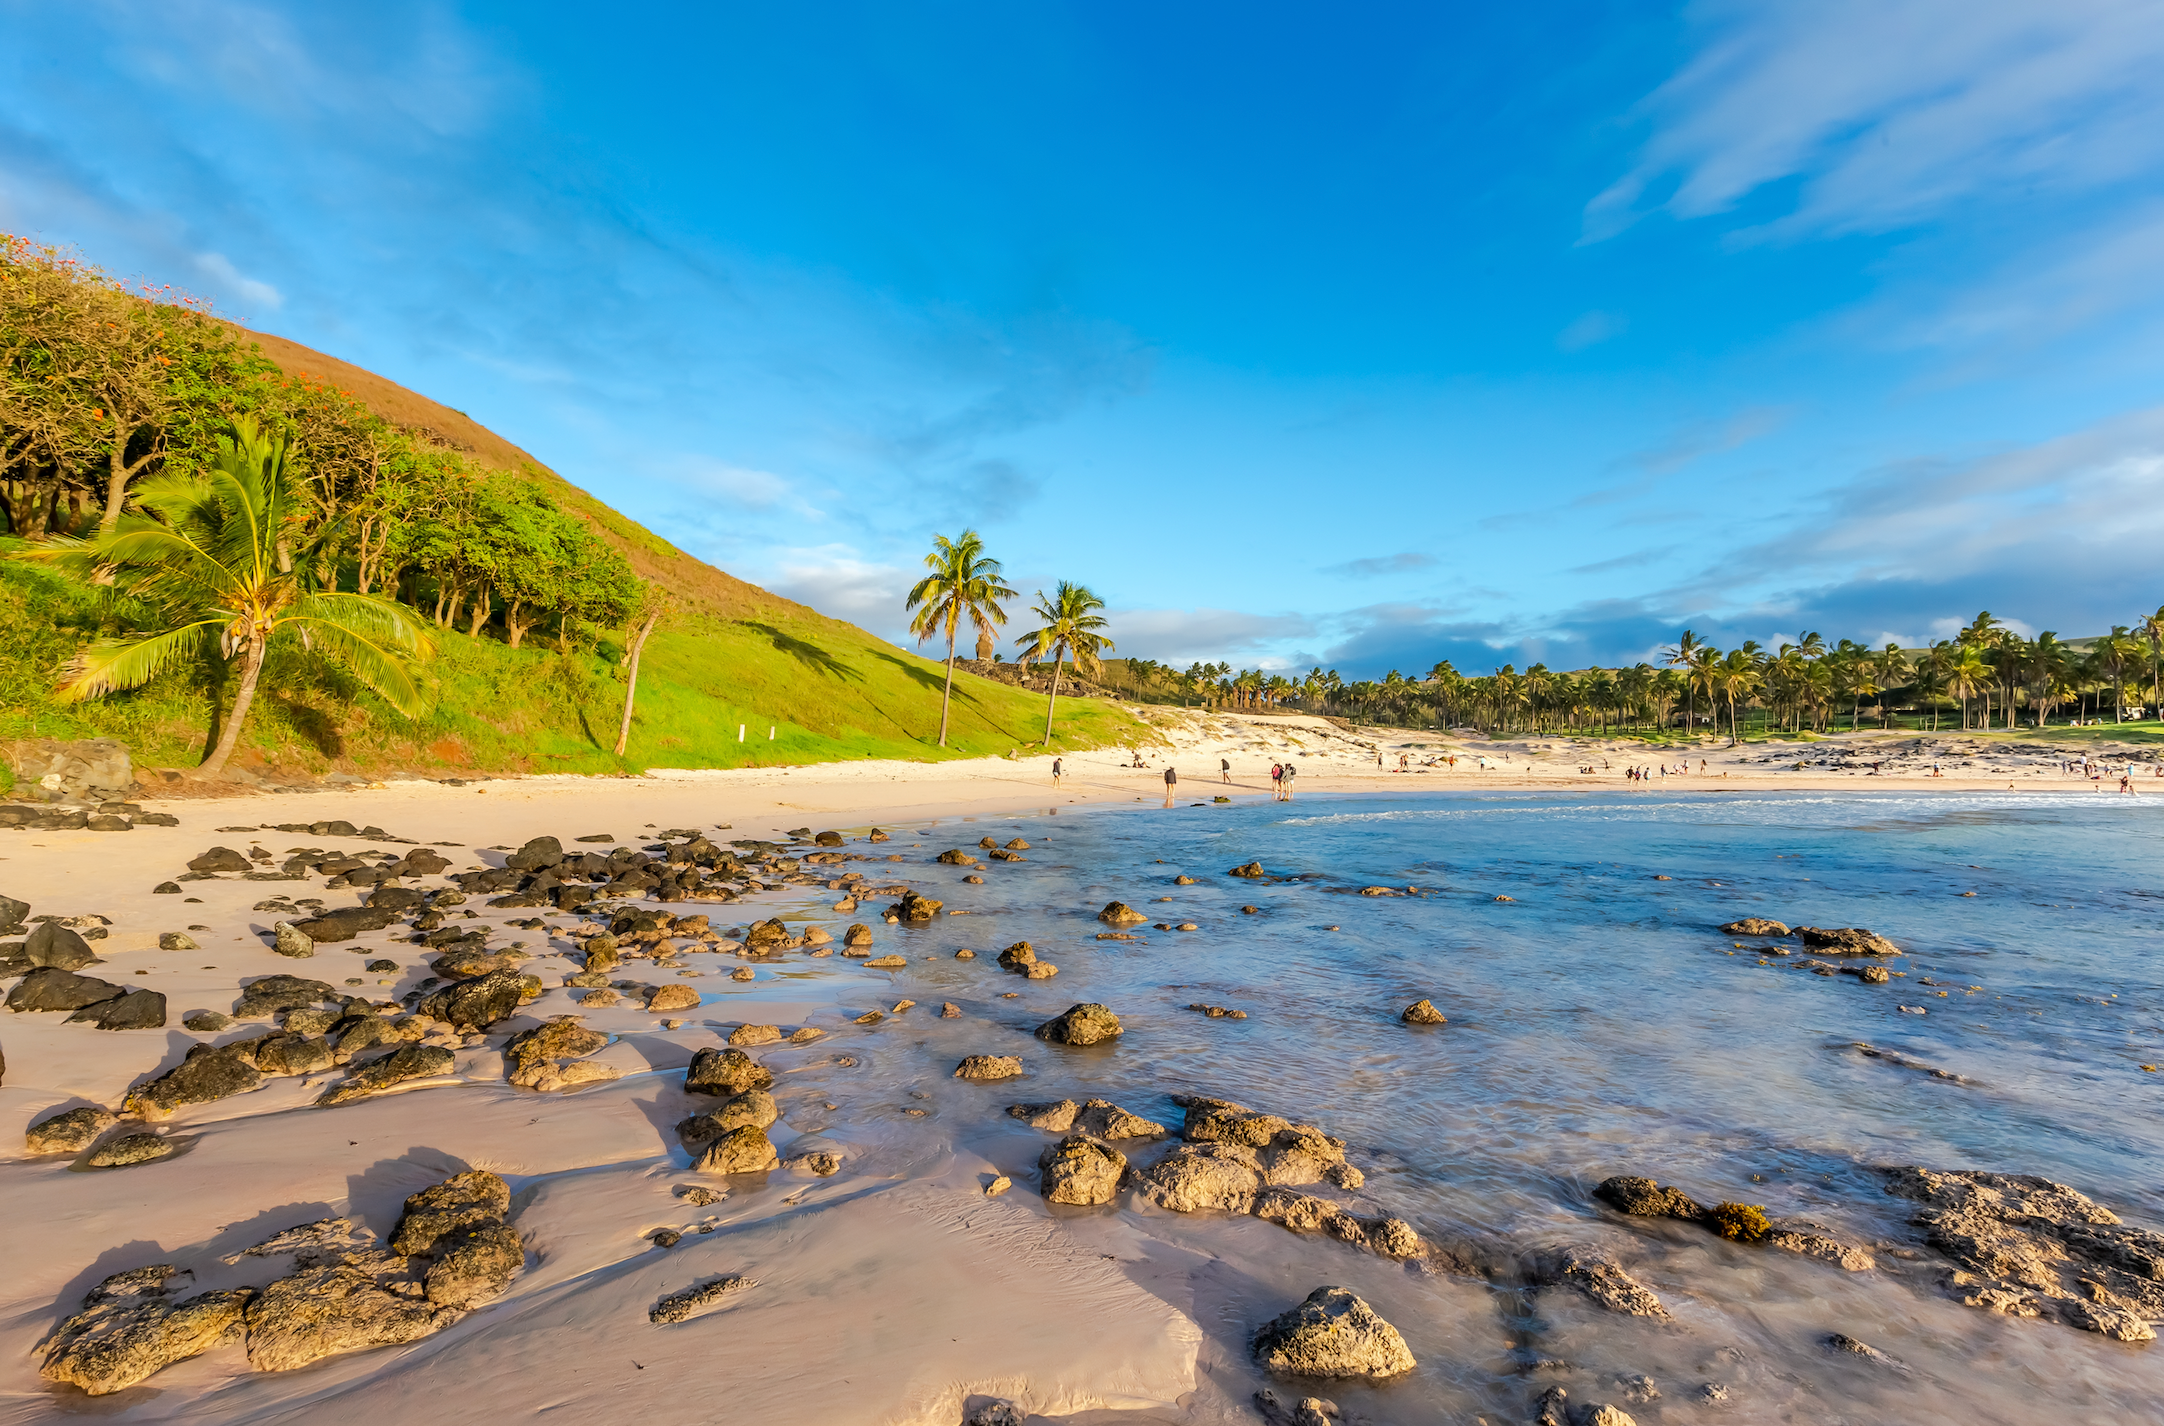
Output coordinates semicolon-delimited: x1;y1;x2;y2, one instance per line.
906;529;1015;747
11;417;434;776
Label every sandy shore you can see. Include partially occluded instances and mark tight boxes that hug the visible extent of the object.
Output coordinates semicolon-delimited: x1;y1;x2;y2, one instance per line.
3;713;2157;1423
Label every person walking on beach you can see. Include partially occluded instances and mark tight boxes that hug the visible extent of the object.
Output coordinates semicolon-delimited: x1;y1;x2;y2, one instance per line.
1221;757;1231;785
1052;756;1062;782
1163;765;1178;807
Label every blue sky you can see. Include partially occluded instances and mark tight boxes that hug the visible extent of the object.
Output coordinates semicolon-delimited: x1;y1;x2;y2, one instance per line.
6;1;2164;674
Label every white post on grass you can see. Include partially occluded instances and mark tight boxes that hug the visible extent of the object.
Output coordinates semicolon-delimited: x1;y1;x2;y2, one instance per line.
769;727;775;740
738;725;745;742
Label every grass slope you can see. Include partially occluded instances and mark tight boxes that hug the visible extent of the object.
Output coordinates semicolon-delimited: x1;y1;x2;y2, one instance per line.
0;330;1149;782
0;562;1145;785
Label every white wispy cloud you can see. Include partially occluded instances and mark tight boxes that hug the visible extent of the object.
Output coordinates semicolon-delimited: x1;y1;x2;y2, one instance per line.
1586;0;2164;242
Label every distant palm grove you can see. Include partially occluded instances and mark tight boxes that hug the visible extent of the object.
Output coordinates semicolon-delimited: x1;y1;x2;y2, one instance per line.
1096;610;2164;737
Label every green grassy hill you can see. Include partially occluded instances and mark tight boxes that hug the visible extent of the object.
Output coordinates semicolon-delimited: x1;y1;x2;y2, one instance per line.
1;330;1149;784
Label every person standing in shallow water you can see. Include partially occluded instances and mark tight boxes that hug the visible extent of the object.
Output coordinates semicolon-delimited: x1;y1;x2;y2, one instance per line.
1271;762;1283;799
1282;760;1297;800
1163;765;1178;807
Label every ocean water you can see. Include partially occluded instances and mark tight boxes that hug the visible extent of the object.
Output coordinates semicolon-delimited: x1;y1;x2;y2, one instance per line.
782;787;2164;1423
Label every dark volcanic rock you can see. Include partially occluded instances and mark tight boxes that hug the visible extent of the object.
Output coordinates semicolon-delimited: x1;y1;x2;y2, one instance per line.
187;846;251;873
366;886;427;913
416;968;535;1029
68;989;166;1030
504;836;564;872
235;973;338;1018
126;1042;265;1119
290;906;399;943
1229;861;1267;878
27;1104;119;1154
890;890;943;921
85;1133;176;1168
317;1044;457;1106
7;967;126;1014
1036;1002;1122;1046
0;892;26;934
25;920;99;970
685;1047;773;1096
649;1273;756;1323
423;1221;522;1307
241;1265;445;1372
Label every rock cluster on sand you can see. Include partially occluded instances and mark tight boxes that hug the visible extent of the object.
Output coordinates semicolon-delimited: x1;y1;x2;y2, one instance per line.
1251;1286;1415;1380
315;1044;456;1107
1885;1167;2164;1340
40;1171;521;1394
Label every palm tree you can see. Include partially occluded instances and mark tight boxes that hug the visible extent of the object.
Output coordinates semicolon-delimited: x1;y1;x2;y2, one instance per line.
905;530;1016;748
2141;605;2164;718
1873;644;1909;727
14;417;434;776
1016;580;1114;744
1662;630;1704;734
1713;648;1763;745
1945;643;1991;730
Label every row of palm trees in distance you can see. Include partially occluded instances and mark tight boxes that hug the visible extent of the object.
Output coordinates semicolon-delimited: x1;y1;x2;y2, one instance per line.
1035;610;2164;739
905;529;1112;748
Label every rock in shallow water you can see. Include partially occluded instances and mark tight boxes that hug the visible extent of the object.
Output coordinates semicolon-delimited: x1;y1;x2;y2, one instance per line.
1400;998;1447;1025
1039;1135;1126;1205
1251;1286;1415;1380
954;1054;1024;1080
1886;1166;2164;1340
1135;1142;1264;1213
685;1046;772;1096
1036;1001;1122;1045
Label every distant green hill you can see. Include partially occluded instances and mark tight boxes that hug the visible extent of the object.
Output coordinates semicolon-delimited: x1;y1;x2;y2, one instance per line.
1;325;1146;783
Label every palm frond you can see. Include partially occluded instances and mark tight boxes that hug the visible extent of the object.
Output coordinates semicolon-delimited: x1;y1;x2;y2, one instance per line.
287;616;430;716
293;592;439;659
55;621;222;700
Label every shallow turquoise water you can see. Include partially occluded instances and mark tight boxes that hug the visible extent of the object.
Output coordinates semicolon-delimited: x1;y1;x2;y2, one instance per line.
816;787;2164;1421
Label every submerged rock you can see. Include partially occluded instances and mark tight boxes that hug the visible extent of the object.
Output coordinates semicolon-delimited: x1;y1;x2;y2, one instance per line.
1885;1166;2164;1340
1039;1134;1126;1205
38;1266;252;1396
1538;1247;1671;1319
1251;1286;1415;1380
